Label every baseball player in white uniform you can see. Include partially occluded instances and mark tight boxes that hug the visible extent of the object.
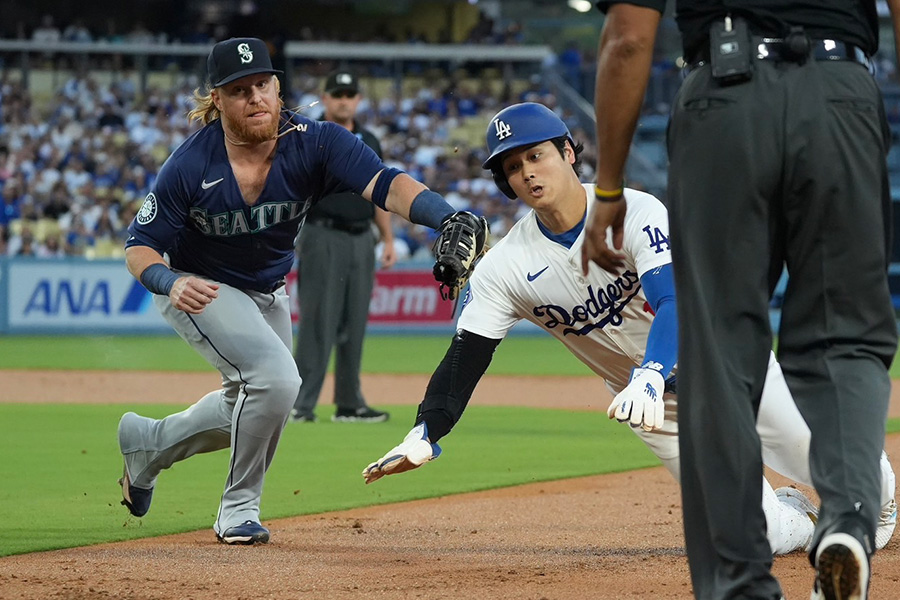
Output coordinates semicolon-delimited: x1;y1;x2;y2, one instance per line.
361;102;897;554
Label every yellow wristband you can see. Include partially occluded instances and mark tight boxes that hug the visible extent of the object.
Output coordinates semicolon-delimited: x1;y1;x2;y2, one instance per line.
594;185;624;201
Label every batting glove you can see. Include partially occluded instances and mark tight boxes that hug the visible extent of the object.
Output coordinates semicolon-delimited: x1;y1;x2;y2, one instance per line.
362;423;442;485
608;365;666;432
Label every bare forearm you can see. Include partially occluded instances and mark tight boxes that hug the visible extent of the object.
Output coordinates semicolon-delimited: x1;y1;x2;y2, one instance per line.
124;245;167;280
594;4;661;189
373;205;394;242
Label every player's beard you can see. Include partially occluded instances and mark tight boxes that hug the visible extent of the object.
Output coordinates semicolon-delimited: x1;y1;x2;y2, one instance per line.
225;106;280;145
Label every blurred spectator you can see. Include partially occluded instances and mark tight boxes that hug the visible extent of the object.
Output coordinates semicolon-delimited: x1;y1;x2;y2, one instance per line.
62;19;93;43
558;42;584;95
37;232;65;258
8;224;36;256
98;101;125;129
0;177;24;225
31;15;61;44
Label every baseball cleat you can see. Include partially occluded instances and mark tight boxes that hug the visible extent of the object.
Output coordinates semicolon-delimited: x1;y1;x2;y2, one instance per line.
776;487;819;523
216;521;270;545
119;467;154;517
811;531;869;600
776;487;818;552
875;498;896;550
118;413;154;517
332;406;389;423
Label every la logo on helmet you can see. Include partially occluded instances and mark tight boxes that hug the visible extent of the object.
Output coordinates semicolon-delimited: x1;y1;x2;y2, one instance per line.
493;118;512;140
237;43;253;64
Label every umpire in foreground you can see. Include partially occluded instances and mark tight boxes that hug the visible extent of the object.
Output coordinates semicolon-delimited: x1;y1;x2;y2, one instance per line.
583;1;900;599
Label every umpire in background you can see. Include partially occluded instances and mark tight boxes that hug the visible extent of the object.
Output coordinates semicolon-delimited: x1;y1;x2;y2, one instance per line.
583;1;900;599
292;69;396;423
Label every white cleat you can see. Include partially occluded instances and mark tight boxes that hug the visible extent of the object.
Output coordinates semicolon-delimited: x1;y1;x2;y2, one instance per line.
875;498;896;550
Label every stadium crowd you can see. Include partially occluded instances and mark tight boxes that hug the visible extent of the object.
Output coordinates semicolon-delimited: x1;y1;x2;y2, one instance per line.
3;12;897;263
0;62;598;262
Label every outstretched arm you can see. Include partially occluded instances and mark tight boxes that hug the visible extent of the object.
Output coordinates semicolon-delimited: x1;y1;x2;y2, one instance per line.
415;329;502;442
362;329;501;484
582;3;661;275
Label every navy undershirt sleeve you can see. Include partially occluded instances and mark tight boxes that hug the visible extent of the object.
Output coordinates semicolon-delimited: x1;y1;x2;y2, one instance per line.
640;263;677;378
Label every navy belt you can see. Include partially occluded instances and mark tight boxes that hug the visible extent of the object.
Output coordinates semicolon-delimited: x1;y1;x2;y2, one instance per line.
258;279;286;294
688;38;872;73
307;216;371;235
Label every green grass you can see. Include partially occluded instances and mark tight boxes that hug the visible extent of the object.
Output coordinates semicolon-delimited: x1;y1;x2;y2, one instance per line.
5;334;900;378
0;403;655;557
2;334;899;558
0;334;595;375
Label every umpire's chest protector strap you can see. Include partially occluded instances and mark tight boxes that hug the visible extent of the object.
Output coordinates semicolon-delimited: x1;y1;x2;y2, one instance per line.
371;167;403;209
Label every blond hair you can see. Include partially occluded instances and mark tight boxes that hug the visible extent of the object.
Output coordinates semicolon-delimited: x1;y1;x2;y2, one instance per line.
188;85;220;125
187;76;284;126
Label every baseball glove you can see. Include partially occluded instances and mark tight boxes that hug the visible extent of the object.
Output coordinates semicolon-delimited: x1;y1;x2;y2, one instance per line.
432;211;489;301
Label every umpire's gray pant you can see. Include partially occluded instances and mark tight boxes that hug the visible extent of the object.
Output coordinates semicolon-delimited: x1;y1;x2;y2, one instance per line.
668;58;897;599
293;222;377;415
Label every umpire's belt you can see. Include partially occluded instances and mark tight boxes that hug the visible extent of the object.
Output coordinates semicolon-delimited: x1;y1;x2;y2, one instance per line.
689;38;871;71
307;216;371;235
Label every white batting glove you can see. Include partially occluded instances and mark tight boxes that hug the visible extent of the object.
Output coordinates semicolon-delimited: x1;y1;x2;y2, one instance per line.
608;365;666;432
362;423;442;485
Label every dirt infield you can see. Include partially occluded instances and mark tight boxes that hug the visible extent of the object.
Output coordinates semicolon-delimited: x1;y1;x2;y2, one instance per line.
2;371;899;599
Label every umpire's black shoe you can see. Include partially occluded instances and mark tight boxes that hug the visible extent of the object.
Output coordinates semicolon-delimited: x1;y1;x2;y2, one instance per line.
289;408;317;423
332;406;390;423
119;466;153;517
811;517;872;600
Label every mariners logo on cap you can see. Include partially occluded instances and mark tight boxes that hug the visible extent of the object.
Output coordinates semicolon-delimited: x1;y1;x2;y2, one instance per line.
493;118;512;141
336;73;352;85
237;43;253;64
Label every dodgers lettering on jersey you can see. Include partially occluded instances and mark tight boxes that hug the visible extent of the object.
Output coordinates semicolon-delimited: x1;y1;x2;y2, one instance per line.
533;271;642;335
458;185;671;391
126;111;385;292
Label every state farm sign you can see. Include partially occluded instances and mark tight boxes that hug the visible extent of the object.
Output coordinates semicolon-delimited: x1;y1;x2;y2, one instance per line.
287;269;457;325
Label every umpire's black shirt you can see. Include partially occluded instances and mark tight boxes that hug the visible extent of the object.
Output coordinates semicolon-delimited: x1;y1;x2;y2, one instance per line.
596;1;880;65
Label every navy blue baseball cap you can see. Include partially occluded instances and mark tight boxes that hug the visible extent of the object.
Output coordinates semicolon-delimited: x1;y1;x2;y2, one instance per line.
207;37;282;88
482;102;572;170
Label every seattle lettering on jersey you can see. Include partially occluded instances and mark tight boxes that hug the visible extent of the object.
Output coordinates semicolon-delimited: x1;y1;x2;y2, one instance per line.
189;199;309;236
532;270;641;335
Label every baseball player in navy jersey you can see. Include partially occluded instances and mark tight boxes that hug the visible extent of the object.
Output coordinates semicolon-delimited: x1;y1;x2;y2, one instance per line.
117;37;466;545
362;102;897;555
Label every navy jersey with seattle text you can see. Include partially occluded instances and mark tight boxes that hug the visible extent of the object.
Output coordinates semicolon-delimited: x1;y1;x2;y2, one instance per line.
126;111;385;292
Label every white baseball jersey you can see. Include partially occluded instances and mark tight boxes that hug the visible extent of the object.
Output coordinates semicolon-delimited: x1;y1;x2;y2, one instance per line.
456;182;896;554
459;185;671;394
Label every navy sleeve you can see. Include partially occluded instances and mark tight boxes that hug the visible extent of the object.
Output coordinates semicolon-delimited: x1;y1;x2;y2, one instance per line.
640;263;677;378
125;156;190;255
317;122;389;196
595;0;666;15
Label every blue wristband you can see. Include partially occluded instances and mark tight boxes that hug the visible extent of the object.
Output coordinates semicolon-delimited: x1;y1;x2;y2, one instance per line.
409;189;455;230
140;263;180;296
371;167;403;210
